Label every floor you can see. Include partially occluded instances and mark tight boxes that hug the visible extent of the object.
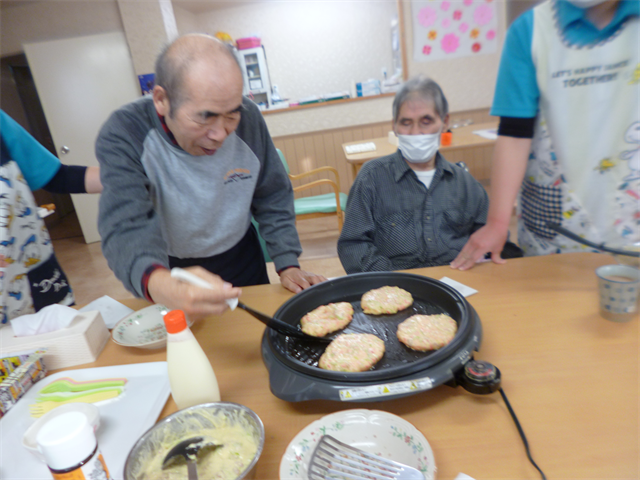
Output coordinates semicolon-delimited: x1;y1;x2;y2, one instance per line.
51;210;516;307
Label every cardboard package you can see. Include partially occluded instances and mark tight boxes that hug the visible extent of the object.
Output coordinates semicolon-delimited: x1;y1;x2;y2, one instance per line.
0;350;47;417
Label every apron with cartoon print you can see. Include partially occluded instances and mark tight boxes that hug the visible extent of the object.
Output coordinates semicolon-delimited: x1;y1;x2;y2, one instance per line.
0;160;74;325
518;0;640;255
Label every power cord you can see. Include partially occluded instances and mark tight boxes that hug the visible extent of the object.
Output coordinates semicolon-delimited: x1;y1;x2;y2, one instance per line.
457;361;547;479
499;387;547;480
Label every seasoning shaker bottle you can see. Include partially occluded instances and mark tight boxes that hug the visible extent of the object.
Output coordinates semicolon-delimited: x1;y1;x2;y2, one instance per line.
164;309;221;409
36;411;112;480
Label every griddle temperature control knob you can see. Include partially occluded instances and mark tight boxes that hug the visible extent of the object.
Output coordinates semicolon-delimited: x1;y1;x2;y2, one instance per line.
459;360;501;395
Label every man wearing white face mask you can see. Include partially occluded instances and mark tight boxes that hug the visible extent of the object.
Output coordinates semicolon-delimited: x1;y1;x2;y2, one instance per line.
337;77;502;273
452;0;639;270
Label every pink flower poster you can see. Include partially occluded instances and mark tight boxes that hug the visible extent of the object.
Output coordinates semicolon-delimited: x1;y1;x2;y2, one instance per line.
412;0;498;61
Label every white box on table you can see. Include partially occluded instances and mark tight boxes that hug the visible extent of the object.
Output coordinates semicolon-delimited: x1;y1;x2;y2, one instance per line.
0;311;110;370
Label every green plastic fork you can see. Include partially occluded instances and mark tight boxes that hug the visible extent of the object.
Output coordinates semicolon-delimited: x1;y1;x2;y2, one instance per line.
29;389;122;418
39;377;127;394
36;387;124;403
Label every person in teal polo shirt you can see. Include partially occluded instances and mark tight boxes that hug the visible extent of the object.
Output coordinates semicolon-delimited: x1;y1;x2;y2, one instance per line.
1;110;102;323
452;0;639;270
1;111;102;194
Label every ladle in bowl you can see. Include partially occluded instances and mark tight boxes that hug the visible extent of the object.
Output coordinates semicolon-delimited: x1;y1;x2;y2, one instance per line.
162;436;221;480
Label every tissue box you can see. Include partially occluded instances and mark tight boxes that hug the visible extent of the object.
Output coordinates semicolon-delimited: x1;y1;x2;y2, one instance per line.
0;311;110;370
0;349;47;418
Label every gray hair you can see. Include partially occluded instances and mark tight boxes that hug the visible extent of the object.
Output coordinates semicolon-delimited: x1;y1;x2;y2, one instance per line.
154;35;241;118
392;76;449;123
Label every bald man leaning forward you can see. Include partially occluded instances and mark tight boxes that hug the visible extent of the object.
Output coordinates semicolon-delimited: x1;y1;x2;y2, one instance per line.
96;34;325;320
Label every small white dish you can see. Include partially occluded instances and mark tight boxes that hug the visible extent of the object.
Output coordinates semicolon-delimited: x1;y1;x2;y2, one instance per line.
22;403;100;462
280;409;435;480
111;304;170;349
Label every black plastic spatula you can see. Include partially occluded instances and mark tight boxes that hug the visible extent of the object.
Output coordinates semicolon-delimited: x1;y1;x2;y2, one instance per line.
170;268;330;342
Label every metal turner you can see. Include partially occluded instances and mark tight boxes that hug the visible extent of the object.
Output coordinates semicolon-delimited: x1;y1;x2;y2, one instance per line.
308;435;425;480
547;223;640;257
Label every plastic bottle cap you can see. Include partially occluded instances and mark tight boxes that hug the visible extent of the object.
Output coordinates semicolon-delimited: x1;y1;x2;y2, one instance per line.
36;411;96;471
164;310;188;334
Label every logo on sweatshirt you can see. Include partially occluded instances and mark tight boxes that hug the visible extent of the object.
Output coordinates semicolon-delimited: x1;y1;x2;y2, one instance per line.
223;168;253;184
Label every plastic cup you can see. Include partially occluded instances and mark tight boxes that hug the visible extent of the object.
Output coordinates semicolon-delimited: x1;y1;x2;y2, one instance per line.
595;264;640;322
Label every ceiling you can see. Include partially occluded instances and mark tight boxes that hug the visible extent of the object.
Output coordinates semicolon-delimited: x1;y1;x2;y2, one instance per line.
1;0;38;10
172;0;262;14
0;0;262;13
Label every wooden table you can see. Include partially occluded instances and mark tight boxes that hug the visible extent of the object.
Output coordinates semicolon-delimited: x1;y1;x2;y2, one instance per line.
343;122;498;181
58;253;637;479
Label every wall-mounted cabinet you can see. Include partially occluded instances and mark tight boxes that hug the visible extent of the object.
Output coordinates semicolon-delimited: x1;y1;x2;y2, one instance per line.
237;46;271;110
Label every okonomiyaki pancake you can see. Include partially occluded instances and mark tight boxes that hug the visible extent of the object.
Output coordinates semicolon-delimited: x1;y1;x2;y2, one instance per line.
300;302;354;337
318;333;385;372
397;314;457;351
361;286;413;315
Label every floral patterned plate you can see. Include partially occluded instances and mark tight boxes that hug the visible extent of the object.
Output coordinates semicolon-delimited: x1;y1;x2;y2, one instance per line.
279;409;435;480
111;304;170;349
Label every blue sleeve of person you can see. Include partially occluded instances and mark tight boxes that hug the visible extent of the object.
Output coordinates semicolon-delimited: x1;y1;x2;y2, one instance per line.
0;110;61;190
490;10;539;119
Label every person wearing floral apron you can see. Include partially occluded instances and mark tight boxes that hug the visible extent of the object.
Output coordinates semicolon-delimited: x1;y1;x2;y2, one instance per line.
0;159;74;324
0;111;101;325
452;0;639;269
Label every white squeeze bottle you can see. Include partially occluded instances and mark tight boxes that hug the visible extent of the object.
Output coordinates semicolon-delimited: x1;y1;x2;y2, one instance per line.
164;309;220;409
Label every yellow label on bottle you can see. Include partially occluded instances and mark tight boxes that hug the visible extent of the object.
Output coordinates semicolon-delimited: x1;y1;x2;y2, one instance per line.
50;452;111;480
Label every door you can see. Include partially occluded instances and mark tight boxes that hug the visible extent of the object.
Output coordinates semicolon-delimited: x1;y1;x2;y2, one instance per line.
24;31;140;243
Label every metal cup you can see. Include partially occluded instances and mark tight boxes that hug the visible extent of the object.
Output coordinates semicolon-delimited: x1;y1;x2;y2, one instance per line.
595;265;640;322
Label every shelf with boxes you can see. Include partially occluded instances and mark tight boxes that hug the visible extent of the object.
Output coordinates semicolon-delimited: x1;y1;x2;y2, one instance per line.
236;41;272;110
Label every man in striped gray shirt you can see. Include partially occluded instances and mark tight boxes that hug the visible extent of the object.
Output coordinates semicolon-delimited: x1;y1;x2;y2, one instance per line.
337;77;490;273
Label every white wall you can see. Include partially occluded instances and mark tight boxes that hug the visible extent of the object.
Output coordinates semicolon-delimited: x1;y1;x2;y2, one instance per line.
178;0;506;135
0;0;123;57
265;94;394;138
173;4;199;36
0;0;507;137
188;1;398;104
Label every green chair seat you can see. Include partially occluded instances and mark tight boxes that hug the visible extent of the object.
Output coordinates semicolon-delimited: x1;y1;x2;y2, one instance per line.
294;192;348;216
251;218;271;263
253;149;347;264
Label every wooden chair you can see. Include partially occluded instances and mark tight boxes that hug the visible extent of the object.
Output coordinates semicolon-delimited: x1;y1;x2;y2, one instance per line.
277;149;347;231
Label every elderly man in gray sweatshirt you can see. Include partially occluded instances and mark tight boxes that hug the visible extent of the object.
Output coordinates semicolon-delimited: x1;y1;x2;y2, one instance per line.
96;34;325;320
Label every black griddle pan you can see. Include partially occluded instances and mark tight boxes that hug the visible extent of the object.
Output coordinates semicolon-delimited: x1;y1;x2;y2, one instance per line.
265;272;479;383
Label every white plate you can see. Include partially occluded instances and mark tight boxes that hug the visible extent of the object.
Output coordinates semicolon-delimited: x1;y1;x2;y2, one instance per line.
0;362;170;480
112;304;170;349
279;409;436;480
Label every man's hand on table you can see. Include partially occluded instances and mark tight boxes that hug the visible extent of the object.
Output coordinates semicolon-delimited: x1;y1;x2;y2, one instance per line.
279;267;327;293
147;267;241;321
450;222;508;271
